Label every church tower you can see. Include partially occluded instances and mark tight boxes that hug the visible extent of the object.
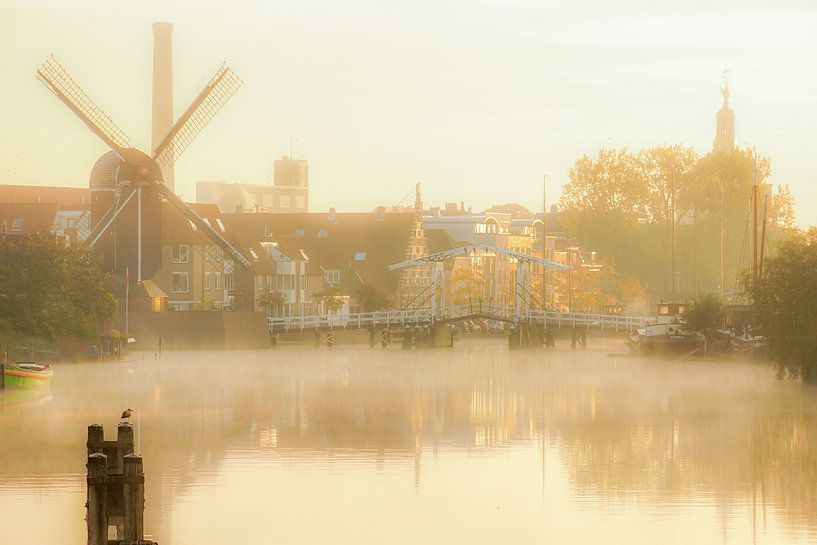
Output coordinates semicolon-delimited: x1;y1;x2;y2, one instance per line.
713;73;735;153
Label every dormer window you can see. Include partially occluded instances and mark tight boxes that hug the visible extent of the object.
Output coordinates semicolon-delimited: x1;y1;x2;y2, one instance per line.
216;218;226;231
354;251;367;262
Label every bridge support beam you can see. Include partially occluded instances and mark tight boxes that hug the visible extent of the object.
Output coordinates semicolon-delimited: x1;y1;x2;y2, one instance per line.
509;325;545;350
570;327;587;349
369;327;390;348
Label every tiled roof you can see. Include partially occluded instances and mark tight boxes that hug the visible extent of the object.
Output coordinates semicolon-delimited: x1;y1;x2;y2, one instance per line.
0;184;90;208
224;212;415;269
224;212;416;294
0;202;59;235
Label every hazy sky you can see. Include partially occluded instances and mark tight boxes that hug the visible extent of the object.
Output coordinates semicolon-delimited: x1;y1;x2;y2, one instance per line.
1;1;815;224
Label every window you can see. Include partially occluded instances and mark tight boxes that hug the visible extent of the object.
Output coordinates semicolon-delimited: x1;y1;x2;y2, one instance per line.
216;218;226;232
249;248;259;260
295;195;305;209
188;219;198;231
204;272;212;291
255;275;263;291
202;218;212;229
172;272;189;293
354;251;367;262
266;275;274;291
204;246;211;261
325;269;341;285
215;272;222;290
294;228;305;237
225;273;235;291
172;245;189;264
216;247;223;261
11;218;23;230
317;229;328;239
279;195;290;208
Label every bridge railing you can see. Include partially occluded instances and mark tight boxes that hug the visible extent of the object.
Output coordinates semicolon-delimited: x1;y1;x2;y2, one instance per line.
268;304;650;333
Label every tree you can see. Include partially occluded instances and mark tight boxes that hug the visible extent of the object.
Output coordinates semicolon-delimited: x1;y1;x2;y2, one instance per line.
448;261;490;306
684;293;724;349
750;228;817;382
357;284;390;312
0;236;116;352
258;290;285;316
483;203;534;219
313;287;345;314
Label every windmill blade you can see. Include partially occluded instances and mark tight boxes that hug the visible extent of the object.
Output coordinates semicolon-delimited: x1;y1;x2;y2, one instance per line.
150;180;252;269
36;56;132;160
152;64;242;166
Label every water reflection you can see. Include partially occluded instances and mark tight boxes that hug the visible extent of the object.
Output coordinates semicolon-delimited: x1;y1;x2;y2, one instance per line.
1;339;816;544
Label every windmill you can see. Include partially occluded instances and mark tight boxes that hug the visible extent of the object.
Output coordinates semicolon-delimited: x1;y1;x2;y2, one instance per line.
35;56;252;287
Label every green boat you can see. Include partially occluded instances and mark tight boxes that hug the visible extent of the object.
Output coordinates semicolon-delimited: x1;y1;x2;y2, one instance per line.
0;361;53;389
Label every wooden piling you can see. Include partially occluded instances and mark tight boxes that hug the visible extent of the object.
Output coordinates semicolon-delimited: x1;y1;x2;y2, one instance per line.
117;422;135;473
87;424;104;454
85;423;157;545
86;452;108;545
123;454;146;543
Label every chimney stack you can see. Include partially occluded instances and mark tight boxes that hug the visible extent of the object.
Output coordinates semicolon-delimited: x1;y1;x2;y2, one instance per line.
152;22;175;192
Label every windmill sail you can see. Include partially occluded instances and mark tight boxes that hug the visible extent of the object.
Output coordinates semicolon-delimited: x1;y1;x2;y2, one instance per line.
152;64;243;166
36;56;132;160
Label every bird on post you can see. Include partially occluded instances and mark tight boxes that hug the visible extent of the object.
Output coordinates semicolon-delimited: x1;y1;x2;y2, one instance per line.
121;408;133;422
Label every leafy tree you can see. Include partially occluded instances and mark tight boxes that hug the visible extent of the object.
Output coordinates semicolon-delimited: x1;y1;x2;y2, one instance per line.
684;293;724;347
357;284;390;312
448;262;490;306
560;145;794;303
482;203;534;219
0;236;116;350
750;228;817;382
313;287;345;314
258;290;285;316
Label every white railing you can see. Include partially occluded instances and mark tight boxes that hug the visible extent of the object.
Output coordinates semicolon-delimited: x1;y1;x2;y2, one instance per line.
268;303;650;333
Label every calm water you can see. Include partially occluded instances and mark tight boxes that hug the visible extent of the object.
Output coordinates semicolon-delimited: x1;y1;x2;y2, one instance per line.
1;338;817;544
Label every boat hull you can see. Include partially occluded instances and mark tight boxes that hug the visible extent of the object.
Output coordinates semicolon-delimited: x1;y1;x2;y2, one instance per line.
1;362;53;389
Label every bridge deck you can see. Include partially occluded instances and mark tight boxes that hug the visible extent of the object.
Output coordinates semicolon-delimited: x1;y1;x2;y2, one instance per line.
268;303;649;333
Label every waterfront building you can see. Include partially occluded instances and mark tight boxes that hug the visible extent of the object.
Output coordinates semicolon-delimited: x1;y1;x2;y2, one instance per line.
224;209;430;313
0;184;91;243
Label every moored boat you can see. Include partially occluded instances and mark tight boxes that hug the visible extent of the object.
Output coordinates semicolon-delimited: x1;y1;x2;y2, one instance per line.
628;303;705;357
0;361;54;389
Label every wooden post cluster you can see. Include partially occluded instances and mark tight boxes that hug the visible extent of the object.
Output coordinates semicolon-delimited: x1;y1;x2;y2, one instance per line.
85;423;157;545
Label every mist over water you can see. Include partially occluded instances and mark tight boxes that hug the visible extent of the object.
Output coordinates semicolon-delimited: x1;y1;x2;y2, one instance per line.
1;338;816;544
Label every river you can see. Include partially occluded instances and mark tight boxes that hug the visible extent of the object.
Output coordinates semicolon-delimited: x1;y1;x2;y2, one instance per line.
1;338;816;544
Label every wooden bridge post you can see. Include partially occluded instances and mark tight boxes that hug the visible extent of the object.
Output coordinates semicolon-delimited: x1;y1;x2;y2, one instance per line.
86;452;108;545
123;454;146;543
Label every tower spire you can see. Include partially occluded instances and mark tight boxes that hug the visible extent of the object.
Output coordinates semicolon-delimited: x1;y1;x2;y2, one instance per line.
720;69;731;107
713;70;735;153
